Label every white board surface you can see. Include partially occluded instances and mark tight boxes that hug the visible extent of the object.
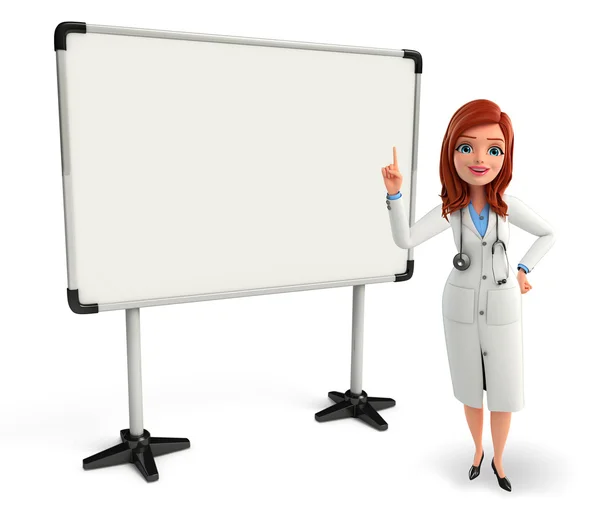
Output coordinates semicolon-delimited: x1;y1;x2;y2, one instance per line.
55;24;420;311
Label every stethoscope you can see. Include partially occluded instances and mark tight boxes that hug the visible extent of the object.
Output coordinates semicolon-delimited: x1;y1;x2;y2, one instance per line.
453;209;510;285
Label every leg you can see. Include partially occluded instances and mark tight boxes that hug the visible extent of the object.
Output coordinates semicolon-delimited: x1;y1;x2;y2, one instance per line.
83;309;190;482
132;445;159;482
464;405;484;465
314;285;395;430
83;442;131;470
126;308;144;436
149;437;192;457
490;411;512;477
350;285;365;395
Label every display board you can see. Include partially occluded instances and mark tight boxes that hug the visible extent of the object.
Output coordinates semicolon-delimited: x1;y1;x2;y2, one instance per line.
55;22;422;313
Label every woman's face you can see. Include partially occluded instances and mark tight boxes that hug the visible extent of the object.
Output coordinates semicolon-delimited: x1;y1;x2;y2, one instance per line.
453;122;506;186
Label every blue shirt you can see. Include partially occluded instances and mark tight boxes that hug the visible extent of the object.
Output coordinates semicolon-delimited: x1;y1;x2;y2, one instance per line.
468;201;489;238
386;192;529;273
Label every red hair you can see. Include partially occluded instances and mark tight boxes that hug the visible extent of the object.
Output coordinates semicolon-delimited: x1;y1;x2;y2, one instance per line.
439;99;514;220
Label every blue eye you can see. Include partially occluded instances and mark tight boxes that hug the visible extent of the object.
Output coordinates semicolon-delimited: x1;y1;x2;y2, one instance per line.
456;144;473;154
488;146;504;157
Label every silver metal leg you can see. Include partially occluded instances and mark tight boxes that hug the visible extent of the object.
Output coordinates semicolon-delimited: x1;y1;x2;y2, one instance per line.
126;308;144;436
350;285;365;395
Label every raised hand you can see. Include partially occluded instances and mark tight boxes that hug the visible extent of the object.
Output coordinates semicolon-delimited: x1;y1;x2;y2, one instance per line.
381;146;403;195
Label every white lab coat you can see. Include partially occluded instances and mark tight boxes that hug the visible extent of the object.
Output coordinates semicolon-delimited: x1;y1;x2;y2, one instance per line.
386;194;556;412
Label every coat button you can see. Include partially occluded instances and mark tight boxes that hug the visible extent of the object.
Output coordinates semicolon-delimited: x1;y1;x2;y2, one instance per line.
483;351;488;356
387;205;391;210
482;242;487;246
482;275;487;280
479;310;484;315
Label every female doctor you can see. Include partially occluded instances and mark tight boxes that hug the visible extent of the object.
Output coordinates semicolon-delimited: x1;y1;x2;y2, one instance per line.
381;99;555;492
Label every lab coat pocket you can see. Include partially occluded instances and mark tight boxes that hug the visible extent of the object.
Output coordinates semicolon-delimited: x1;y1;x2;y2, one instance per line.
442;283;475;324
486;287;521;325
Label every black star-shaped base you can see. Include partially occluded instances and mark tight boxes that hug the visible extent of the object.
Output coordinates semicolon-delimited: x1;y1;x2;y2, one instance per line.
83;428;190;482
314;389;395;430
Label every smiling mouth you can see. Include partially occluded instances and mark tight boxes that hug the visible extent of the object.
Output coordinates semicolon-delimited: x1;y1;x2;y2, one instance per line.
468;166;490;176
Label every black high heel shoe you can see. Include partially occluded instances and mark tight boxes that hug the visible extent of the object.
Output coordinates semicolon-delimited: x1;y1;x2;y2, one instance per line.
491;458;512;492
468;450;484;480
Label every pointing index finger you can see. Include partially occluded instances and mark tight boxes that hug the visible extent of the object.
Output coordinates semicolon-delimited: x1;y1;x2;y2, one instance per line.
393;146;397;167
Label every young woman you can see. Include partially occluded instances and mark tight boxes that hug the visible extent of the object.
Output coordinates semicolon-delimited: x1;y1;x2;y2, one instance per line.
381;99;556;492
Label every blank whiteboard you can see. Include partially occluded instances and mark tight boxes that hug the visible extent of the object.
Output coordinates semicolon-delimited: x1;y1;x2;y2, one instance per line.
54;22;421;313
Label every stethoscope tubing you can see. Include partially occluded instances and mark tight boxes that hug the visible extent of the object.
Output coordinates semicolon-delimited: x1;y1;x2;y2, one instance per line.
454;209;509;285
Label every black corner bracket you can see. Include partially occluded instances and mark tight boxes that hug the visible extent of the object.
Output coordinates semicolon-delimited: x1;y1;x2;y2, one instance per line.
54;21;86;51
402;50;422;74
67;289;99;314
395;259;414;282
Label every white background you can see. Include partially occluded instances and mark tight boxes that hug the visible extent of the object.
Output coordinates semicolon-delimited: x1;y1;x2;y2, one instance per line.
1;1;598;512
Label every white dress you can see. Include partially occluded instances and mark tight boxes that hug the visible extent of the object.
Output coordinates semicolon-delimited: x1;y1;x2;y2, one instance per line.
386;193;556;412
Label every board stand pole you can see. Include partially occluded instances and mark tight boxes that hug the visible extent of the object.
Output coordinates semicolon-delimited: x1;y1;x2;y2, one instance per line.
314;285;396;430
82;308;190;482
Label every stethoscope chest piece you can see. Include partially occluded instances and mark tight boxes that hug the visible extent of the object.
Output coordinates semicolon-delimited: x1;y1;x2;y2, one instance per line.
453;252;470;271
